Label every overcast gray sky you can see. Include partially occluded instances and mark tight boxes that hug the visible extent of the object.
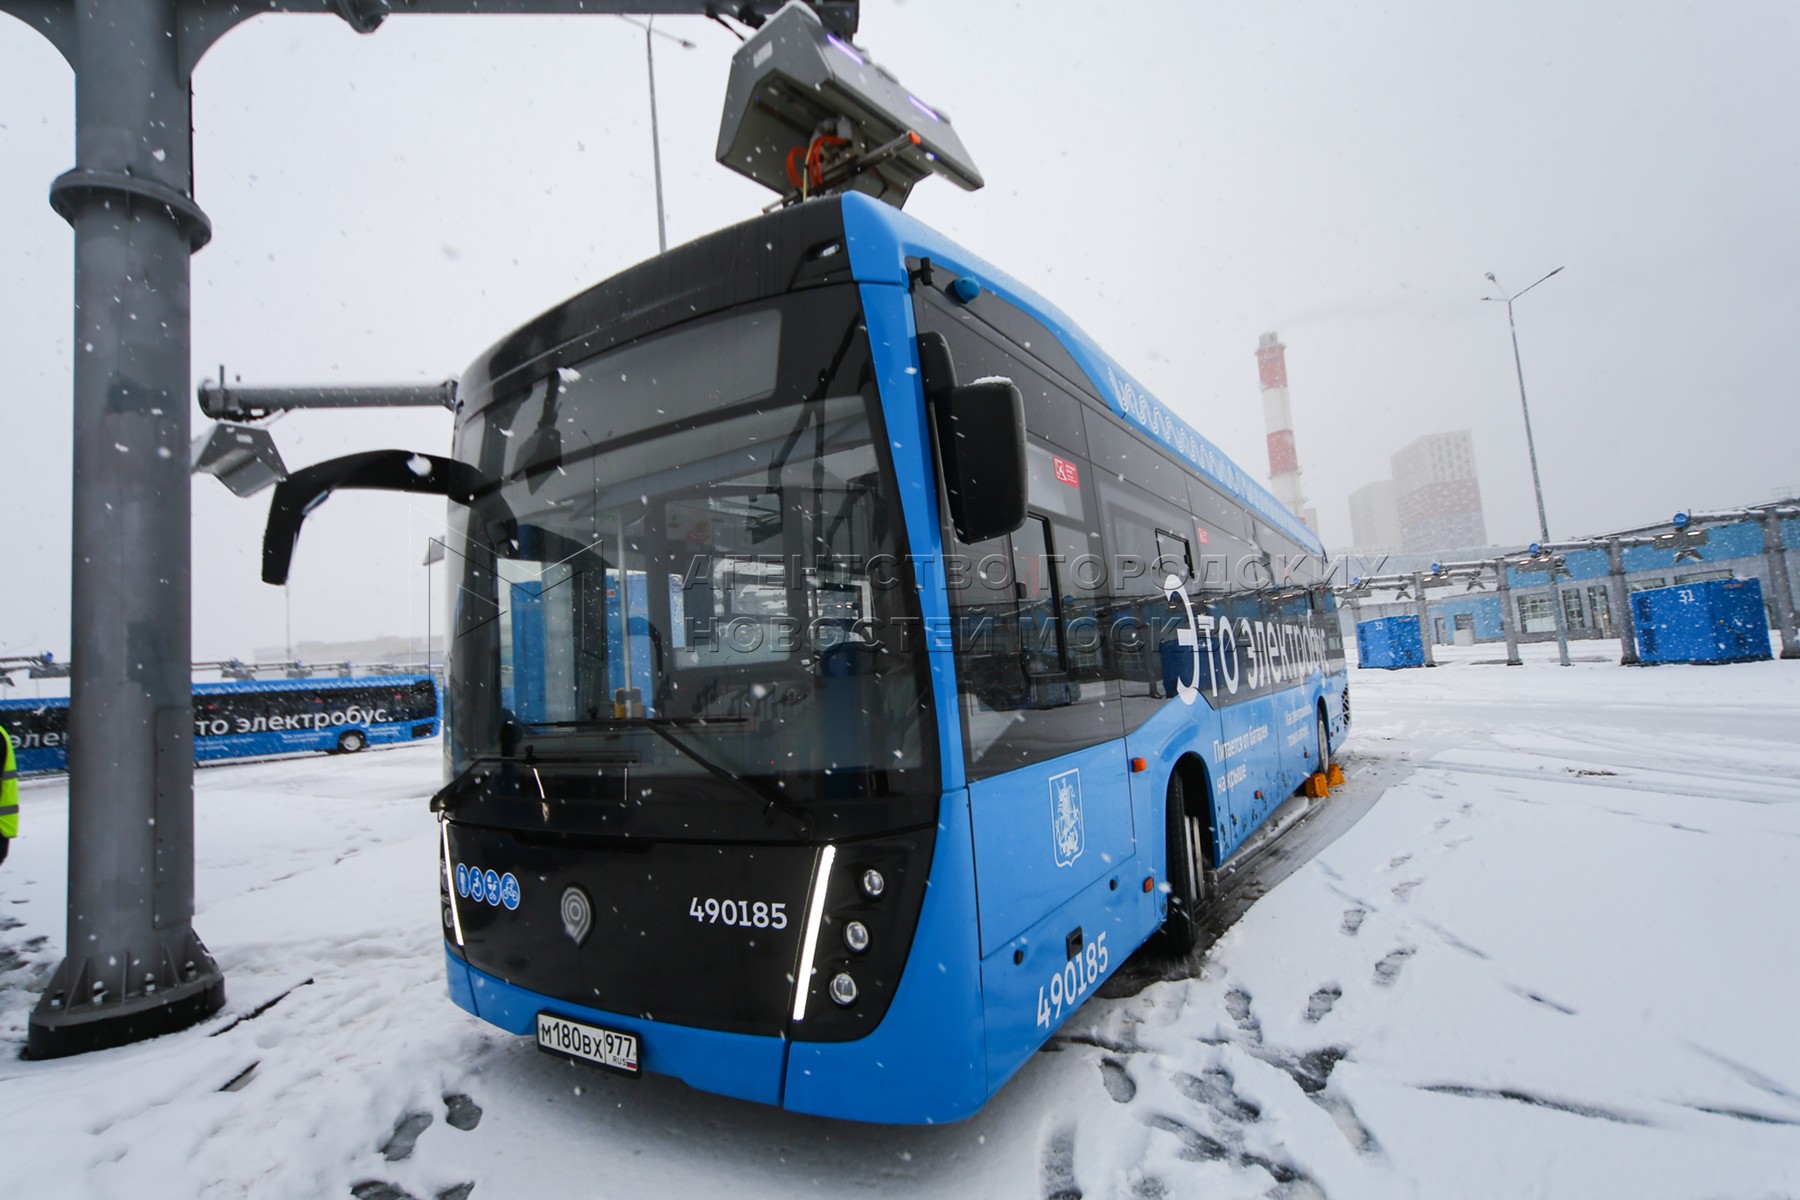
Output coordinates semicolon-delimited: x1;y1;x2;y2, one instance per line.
4;0;1797;662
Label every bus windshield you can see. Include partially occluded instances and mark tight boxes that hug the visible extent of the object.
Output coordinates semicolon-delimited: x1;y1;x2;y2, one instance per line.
445;285;933;820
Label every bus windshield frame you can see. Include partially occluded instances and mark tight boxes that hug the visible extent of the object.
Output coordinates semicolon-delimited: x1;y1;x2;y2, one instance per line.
442;283;938;840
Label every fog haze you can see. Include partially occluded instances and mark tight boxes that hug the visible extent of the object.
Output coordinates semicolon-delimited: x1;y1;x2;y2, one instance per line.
3;0;1796;661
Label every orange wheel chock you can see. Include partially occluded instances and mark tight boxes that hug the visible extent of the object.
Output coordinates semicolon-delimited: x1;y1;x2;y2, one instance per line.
1303;772;1330;799
1327;763;1345;788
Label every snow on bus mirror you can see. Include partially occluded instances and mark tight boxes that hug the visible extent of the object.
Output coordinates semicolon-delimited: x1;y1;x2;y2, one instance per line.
934;378;1027;545
262;450;496;586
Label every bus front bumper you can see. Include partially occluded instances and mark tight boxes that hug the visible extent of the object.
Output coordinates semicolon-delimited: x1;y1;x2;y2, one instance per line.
447;949;790;1108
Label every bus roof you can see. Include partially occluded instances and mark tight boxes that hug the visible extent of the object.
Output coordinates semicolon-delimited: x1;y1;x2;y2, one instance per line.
458;194;1321;557
191;675;433;697
837;193;1325;557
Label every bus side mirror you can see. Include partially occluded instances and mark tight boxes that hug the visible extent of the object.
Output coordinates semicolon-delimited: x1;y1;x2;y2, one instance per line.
262;450;494;586
934;378;1027;544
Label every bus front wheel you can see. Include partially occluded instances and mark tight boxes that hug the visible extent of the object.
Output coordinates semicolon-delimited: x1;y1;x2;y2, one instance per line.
335;730;367;754
1160;770;1208;955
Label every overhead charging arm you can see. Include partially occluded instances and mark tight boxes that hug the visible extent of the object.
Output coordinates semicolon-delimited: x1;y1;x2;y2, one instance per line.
198;379;459;422
262;450;492;586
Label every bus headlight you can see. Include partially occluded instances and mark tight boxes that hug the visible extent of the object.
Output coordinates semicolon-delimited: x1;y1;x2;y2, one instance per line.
843;921;870;953
829;972;859;1006
860;868;885;899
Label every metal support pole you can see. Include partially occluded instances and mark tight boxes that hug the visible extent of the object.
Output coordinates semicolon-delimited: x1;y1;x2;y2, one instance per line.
29;0;225;1057
1606;541;1639;666
1758;513;1800;659
1495;557;1522;666
1412;572;1437;667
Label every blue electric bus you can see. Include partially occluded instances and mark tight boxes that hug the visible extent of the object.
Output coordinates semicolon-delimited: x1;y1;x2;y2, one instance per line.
265;192;1348;1122
402;193;1352;1124
0;675;439;774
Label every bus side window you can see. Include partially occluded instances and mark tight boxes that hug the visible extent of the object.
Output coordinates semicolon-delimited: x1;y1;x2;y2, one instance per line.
1096;473;1195;710
1155;529;1192;584
1254;521;1321;590
913;288;1088;458
1188;476;1251;542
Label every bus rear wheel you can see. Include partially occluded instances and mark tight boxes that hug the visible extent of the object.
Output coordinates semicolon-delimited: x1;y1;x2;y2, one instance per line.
1316;708;1331;773
336;730;367;754
1160;770;1208;955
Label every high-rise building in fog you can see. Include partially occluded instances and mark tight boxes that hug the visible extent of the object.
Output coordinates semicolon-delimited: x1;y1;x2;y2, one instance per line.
1347;480;1402;547
1391;430;1487;550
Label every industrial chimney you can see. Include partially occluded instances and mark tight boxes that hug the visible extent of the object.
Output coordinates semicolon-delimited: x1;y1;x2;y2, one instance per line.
1255;331;1317;530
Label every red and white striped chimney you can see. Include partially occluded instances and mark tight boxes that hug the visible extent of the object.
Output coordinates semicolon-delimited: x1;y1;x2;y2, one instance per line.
1256;331;1314;528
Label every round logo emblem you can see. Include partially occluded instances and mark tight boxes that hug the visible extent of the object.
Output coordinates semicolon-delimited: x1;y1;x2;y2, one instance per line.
483;869;501;906
560;885;593;947
454;863;470;898
499;872;521;911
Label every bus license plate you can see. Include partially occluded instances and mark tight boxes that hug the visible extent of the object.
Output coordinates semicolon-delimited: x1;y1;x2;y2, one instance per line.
536;1012;640;1076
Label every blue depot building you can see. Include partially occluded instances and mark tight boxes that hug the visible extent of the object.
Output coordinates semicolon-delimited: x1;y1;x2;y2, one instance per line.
1339;501;1799;652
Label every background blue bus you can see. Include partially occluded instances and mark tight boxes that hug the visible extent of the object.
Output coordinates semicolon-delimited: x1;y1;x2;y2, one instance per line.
0;675;439;774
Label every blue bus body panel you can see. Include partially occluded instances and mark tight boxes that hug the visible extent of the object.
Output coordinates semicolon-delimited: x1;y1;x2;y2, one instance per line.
966;740;1137;956
189;720;430;762
445;948;478;1013
781;787;989;1124
979;851;1154;1094
454;952;790;1108
856;279;965;792
1214;689;1321;858
1123;682;1330;866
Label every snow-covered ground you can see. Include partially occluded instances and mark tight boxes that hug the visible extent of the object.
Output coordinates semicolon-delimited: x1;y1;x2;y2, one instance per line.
3;643;1798;1199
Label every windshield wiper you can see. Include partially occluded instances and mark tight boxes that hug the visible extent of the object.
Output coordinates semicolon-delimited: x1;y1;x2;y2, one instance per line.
614;717;815;834
510;715;813;834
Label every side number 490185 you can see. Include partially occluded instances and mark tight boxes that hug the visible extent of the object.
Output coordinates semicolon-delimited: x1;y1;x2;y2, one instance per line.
1036;933;1108;1028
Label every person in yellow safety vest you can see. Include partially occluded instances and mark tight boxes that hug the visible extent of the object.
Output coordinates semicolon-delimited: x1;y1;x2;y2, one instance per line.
0;726;17;866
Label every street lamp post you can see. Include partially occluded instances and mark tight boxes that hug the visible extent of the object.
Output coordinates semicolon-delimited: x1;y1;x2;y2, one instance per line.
618;15;697;254
1483;267;1571;667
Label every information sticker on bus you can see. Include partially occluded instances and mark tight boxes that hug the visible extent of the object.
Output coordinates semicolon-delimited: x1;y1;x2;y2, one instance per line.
536;1012;640;1076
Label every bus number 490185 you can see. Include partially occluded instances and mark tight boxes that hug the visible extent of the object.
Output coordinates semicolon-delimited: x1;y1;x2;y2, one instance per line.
1037;933;1108;1028
689;897;788;930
